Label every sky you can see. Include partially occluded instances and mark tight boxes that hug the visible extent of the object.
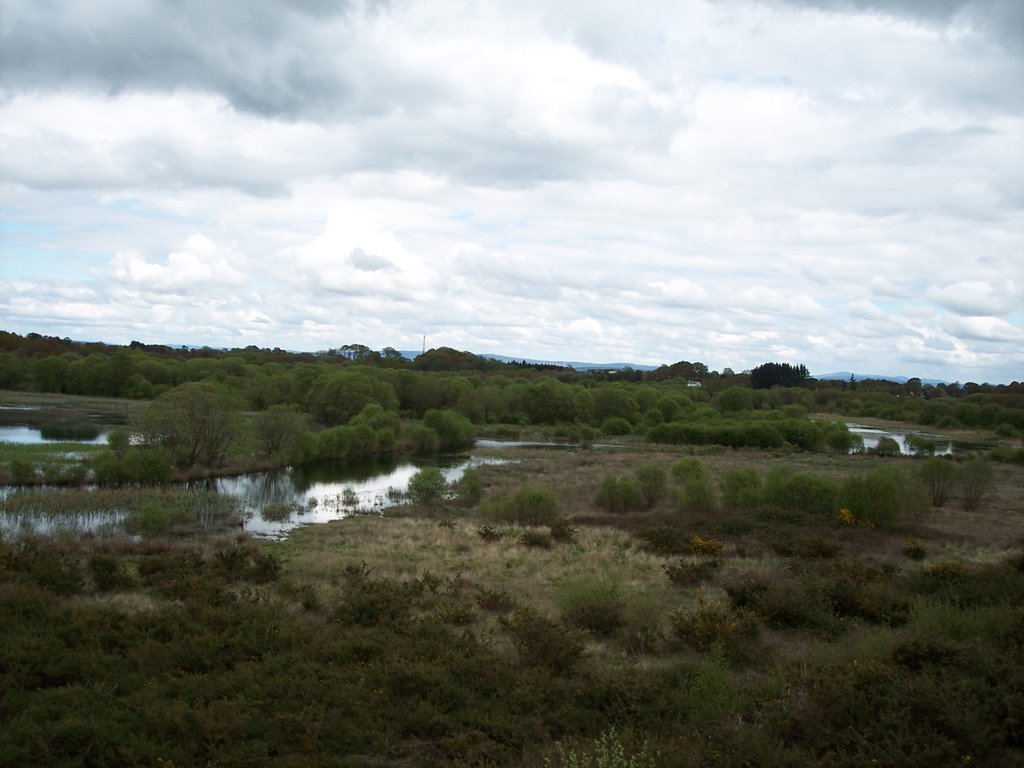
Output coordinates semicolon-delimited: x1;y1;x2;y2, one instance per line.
1;0;1022;383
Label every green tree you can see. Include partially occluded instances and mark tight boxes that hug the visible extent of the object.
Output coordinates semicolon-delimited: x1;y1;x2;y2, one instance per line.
134;381;243;468
254;405;308;456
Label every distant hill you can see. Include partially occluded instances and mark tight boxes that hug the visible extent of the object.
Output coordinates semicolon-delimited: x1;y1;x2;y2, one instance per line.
481;354;659;372
815;372;948;386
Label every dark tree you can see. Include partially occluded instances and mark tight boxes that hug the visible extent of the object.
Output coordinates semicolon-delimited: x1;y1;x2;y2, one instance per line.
749;362;811;389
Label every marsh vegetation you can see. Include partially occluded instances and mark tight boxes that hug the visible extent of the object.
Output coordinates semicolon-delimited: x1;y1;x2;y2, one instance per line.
1;332;1023;766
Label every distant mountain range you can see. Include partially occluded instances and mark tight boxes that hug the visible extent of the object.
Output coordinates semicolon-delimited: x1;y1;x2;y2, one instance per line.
814;372;949;386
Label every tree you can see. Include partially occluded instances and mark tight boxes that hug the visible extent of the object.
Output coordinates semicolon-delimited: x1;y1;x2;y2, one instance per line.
750;362;811;390
134;381;243;468
254;405;308;456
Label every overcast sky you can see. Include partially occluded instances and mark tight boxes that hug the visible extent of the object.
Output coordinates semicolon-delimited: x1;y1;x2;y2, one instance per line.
1;0;1022;382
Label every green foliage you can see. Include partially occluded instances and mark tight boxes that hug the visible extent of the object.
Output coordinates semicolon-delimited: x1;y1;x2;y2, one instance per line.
919;457;956;507
557;576;627;637
838;467;919;531
405;467;449;506
497;485;560;525
253;404;307;456
106;428;131;459
88;554;134;592
423;408;475;448
134;381;243;468
636;524;692;555
719;467;762;510
519;529;554;548
454;467;484;507
501;608;586;674
600;417;633;436
956;459;993;511
545;727;656;768
9;458;36;485
669;456;707;484
871;435;902;456
634;465;666;509
593;473;641;513
762;466;837;518
670;589;761;659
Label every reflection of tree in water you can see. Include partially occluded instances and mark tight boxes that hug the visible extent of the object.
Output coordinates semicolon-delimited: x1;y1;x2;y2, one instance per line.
214;470;299;507
290;457;404;492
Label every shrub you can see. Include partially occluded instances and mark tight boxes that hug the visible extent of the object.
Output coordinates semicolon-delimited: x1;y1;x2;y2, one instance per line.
423;409;475;448
663;558;721;587
600;417;633;436
762;468;837;518
88;555;134;592
593;474;641;513
545;727;656;768
689;536;724;557
871;436;902;456
670;457;707;484
918;457;955;507
677;477;719;514
405;467;449;506
499;485;560;525
719;468;761;510
9;458;36;485
519;530;553;549
501;608;586;674
634;465;666;509
408;423;439;452
476;524;502;542
956;459;993;511
669;589;760;658
454;467;484;507
637;525;692;555
903;537;926;560
548;518;577;543
557;576;627;637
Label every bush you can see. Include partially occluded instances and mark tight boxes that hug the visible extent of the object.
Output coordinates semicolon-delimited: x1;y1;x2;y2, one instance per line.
634;465;666;509
600;417;634;436
637;525;692;555
454;467;484;507
557;576;627;637
499;485;560;525
88;555;134;592
405;467;449;506
670;456;707;484
669;589;760;658
593;474;641;513
919;457;956;507
871;436;902;456
501;608;586;674
663;558;721;586
839;469;907;531
423;409;475;448
719;468;762;510
762;467;837;519
956;459;993;511
548;518;577;542
689;536;724;557
9;458;36;485
519;530;553;549
677;477;719;514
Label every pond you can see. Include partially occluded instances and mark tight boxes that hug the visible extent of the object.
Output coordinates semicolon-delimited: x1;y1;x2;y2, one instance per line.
0;448;514;539
846;423;954;456
0;405;113;444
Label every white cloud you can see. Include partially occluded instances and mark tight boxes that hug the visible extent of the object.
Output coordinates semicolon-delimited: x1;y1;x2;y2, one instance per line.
109;235;248;291
926;280;1016;316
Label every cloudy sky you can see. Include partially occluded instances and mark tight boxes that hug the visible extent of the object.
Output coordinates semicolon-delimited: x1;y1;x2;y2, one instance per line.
1;0;1022;382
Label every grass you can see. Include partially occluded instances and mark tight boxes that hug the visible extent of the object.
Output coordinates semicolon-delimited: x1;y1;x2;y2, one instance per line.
1;434;1023;766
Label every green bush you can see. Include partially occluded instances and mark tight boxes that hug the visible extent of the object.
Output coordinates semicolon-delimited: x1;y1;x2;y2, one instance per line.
677;476;719;514
670;590;760;659
670;456;707;484
501;608;586;674
956;459;993;511
88;555;134;592
762;467;837;518
600;417;633;436
871;435;902;456
557;576;627;637
636;524;692;555
9;458;36;485
519;529;553;548
423;409;475;448
405;467;449;506
454;467;484;507
498;485;560;525
719;468;762;510
634;465;666;509
919;457;956;507
593;474;641;513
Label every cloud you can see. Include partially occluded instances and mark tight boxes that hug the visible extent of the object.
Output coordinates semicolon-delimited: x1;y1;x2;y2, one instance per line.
109;235;248;291
941;314;1024;343
926;281;1015;316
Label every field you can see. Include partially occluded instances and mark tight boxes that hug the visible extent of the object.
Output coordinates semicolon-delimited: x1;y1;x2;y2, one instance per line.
2;442;1022;767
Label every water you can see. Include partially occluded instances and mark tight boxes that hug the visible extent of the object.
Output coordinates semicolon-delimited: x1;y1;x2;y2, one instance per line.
0;425;110;445
0;450;509;539
846;423;953;456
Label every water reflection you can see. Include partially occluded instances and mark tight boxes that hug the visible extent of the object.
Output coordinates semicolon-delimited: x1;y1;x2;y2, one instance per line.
846;424;953;456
